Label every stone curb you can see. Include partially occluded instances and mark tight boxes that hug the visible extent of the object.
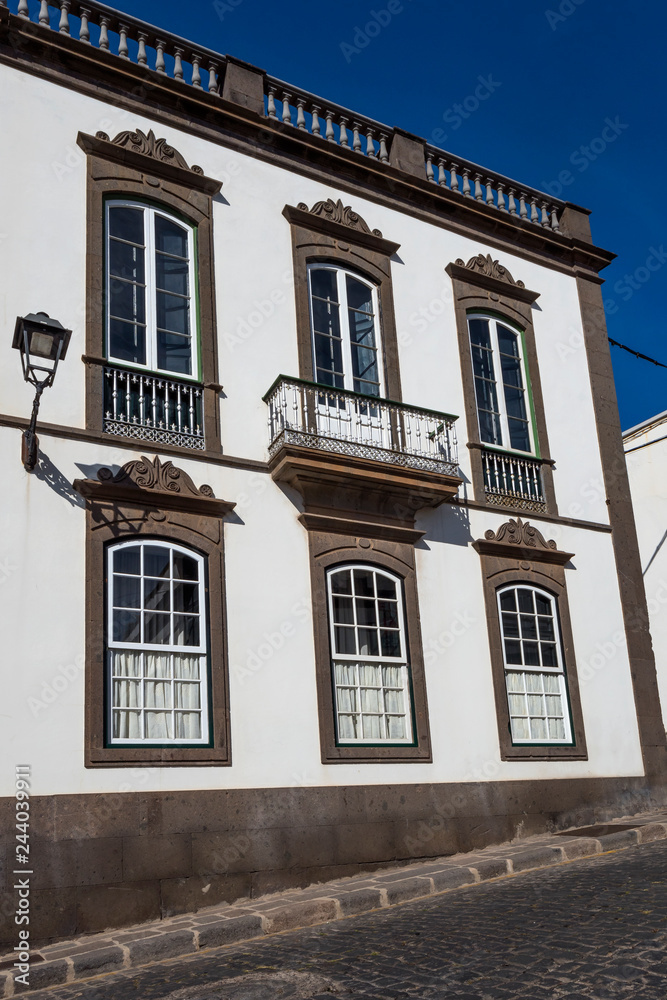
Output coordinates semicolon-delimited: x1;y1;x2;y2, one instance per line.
3;814;667;997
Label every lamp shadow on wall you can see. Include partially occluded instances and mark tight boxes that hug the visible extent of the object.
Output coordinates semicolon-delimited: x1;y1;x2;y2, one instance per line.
34;450;85;508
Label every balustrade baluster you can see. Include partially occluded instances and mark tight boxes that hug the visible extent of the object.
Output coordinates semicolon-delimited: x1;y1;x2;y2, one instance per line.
310;105;321;136
449;163;460;193
296;98;306;129
507;188;517;216
550;208;560;233
266;86;277;118
125;374;131;423
426;154;434;183
325;110;335;142
191;53;202;88
473;174;483;201
497;184;507;212
165;382;171;429
155;40;166;73
438;159;447;187
530;198;539;224
136;32;147;65
485;178;495;206
462;168;471;198
118;25;129;59
208;62;219;93
540;202;550;228
79;8;91;42
189;387;195;433
99;16;109;49
112;370;119;420
519;192;528;220
339;117;349;148
17;0;29;17
378;133;389;163
38;0;49;24
352;122;362;153
138;378;145;426
281;92;292;124
176;386;183;431
58;1;70;33
509;459;517;495
173;47;183;79
365;130;376;157
151;378;157;427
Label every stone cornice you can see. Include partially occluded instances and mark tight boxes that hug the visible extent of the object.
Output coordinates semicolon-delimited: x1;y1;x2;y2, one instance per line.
446;256;540;303
282;201;400;257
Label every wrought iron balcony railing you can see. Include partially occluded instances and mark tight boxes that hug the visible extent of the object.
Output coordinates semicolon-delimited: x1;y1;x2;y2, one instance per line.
103;365;204;450
264;376;459;476
482;448;546;512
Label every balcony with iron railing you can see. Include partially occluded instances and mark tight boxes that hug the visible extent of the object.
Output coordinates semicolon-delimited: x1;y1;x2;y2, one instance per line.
1;0;586;246
481;447;548;513
263;377;463;520
103;365;204;450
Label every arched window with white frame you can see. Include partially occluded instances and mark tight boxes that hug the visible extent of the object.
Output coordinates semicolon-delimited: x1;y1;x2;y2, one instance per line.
105;200;198;379
308;264;383;397
327;564;414;744
497;583;573;744
107;539;209;745
468;313;535;454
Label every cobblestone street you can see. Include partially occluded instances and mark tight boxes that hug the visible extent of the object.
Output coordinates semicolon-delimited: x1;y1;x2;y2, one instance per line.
19;839;667;999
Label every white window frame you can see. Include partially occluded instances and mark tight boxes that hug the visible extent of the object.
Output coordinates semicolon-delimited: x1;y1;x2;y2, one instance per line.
307;264;384;397
326;563;414;745
106;539;210;746
468;312;535;456
497;583;573;745
105;199;200;381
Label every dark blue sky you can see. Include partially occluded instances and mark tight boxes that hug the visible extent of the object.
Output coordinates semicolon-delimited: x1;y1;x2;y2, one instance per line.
95;0;666;430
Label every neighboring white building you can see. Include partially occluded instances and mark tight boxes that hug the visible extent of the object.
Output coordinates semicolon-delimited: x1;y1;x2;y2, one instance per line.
624;411;667;716
1;0;664;947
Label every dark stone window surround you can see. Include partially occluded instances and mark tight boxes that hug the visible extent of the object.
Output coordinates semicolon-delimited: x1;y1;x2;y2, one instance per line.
77;130;223;454
73;456;235;766
446;259;558;515
282;201;403;402
308;530;432;763
473;520;587;761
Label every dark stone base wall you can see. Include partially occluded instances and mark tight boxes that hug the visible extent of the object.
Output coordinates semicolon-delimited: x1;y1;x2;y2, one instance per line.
2;776;666;949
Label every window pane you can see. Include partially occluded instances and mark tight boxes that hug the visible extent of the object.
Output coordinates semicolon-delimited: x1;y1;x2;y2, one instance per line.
353;570;375;597
548;717;566;740
314;331;344;377
504;639;522;664
478;406;502;446
333;596;354;625
174;654;200;679
157;331;192;375
511;716;529;740
376;575;397;600
144;579;170;611
175;682;200;709
362;714;381;739
111;651;141;677
145;653;171;678
331;570;353;595
144;546;170;578
145;711;172;740
145;612;170;644
538;617;555;642
173;553;199;581
174;582;199;614
356;600;377;626
504;386;528;420
113;679;140;707
109;318;146;366
361;687;381;713
114;546;141;575
535;593;552;615
174;615;200;647
520;615;538;640
500;591;517;612
157;291;190;336
110;278;146;324
358;629;379;656
469;317;491;348
505;671;524;692
497;324;520;357
109;206;144;244
541;643;558;667
114;576;140;609
312;296;341;338
501;612;520;638
524;642;541;666
378;601;398;627
346;276;373;313
110;239;145;282
335;662;356;685
310;268;338;301
175;713;201;740
517;589;534;614
337;715;357;740
145;679;172;709
386;716;406;740
113;610;140;643
531;717;547;740
471;343;495;381
156;254;189;296
508;418;531;453
335;626;356;655
155;215;188;257
380;630;400;657
113;710;141;740
351;345;379;385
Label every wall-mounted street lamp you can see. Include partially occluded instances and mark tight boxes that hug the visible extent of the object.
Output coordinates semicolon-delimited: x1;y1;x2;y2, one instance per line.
12;312;71;471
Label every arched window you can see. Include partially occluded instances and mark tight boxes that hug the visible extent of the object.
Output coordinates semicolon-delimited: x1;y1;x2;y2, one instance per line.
107;539;209;745
308;264;382;396
497;584;572;744
468;313;534;454
327;564;413;744
105;200;198;379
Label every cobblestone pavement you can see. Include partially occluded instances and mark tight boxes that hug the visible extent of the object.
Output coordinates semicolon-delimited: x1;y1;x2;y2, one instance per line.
19;840;667;1000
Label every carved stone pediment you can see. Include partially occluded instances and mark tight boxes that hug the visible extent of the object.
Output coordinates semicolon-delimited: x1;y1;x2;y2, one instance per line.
95;128;204;174
73;456;235;518
455;253;524;288
282;201;400;257
472;518;574;565
298;198;383;238
76;130;222;195
445;254;539;304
